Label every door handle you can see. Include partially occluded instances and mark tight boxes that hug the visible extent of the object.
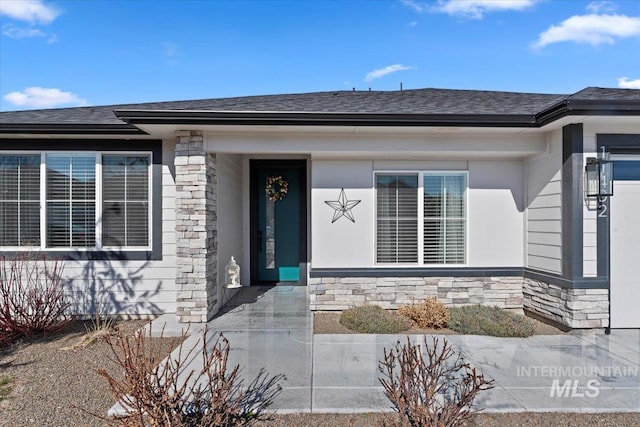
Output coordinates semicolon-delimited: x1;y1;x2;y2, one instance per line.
258;230;263;252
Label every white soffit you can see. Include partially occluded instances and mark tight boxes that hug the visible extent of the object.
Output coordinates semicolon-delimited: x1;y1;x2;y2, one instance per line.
134;114;639;144
137;123;535;139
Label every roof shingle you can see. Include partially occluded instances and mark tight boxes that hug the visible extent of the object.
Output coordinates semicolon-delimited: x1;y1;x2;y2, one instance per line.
0;86;637;127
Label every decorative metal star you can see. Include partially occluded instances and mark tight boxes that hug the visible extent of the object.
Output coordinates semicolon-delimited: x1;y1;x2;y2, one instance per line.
324;188;361;223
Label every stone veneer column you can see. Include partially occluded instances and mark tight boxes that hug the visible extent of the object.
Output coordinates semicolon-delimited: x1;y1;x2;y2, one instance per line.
175;130;218;322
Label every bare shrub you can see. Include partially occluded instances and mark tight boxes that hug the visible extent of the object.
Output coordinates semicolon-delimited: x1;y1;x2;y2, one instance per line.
0;254;70;342
379;336;494;427
0;328;18;347
60;305;116;350
398;298;450;329
97;328;284;426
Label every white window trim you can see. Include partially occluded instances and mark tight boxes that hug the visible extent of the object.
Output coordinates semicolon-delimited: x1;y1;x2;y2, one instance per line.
373;170;468;267
100;152;153;251
44;152;99;250
0;151;152;251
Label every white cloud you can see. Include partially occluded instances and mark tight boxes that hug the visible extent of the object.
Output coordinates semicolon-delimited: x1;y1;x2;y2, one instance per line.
586;1;617;14
0;0;60;24
400;0;426;14
4;87;87;108
2;24;46;39
1;24;57;42
364;64;413;83
618;77;640;89
433;0;538;19
533;13;640;48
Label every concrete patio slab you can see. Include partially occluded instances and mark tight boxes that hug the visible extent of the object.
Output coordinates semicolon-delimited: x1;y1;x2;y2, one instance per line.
111;286;640;417
205;286;313;413
312;334;394;413
142;313;205;337
474;387;526;412
575;329;640;366
209;329;312;412
445;333;640;412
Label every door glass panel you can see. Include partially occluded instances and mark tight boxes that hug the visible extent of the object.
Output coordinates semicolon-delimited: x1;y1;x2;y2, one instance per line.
266;197;275;269
256;165;302;283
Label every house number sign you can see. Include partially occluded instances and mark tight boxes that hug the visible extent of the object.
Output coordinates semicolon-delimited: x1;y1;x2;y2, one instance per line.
598;196;607;218
597;146;609;218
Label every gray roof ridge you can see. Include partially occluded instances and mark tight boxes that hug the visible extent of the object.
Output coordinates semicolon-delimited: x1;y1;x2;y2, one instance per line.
2;86;638;131
1;86;569;115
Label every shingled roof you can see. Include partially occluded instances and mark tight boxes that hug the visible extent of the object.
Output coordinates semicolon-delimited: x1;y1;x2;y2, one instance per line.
0;86;638;133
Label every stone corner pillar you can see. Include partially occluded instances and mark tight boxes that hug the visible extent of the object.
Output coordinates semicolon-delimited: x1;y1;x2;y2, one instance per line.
174;130;218;323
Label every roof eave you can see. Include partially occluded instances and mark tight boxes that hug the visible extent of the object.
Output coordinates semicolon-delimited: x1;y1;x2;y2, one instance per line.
566;99;640;116
536;99;640;126
114;110;540;128
0;123;148;135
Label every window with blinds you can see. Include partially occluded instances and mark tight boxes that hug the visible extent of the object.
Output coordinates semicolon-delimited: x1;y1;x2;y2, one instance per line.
423;174;466;264
46;154;96;248
376;174;418;263
375;172;466;266
0;155;41;247
0;151;151;250
102;155;150;247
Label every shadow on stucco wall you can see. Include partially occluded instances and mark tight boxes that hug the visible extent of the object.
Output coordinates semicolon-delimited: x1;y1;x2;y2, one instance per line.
64;251;163;317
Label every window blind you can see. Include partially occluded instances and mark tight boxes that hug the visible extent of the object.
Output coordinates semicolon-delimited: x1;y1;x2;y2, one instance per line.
0;155;41;247
376;174;418;263
423;174;466;264
102;155;149;247
46;155;96;248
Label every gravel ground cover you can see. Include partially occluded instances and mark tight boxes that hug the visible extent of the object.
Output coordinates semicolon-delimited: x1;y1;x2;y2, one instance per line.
0;320;181;427
257;412;640;426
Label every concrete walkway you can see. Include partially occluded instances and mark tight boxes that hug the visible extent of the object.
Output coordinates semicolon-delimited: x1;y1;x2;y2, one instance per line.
115;286;640;415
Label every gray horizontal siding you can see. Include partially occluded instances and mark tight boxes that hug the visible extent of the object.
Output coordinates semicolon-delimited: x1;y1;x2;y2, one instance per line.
526;136;562;275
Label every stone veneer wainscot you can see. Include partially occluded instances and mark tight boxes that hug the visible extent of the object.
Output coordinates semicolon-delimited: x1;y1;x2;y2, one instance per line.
309;276;524;312
523;278;609;329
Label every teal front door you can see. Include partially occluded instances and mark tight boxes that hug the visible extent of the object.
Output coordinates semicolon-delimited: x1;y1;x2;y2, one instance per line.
253;162;305;283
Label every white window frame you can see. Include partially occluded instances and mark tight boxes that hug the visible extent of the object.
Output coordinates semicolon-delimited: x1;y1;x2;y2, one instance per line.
44;152;99;250
0;151;152;251
374;170;468;267
100;152;153;250
0;152;42;248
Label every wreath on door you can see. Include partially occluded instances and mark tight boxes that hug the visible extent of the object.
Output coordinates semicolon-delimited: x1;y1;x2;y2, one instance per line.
265;175;289;202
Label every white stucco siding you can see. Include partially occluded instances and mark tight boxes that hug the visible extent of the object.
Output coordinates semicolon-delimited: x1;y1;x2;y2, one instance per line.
311;158;525;269
216;153;243;303
525;130;563;274
467;160;524;267
311;160;375;268
204;132;547;159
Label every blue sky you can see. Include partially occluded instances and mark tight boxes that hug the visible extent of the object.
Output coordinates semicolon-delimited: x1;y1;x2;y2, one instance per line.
0;0;639;111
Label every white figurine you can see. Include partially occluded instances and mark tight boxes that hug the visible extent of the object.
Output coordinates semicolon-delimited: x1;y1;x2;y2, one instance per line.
225;256;241;288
